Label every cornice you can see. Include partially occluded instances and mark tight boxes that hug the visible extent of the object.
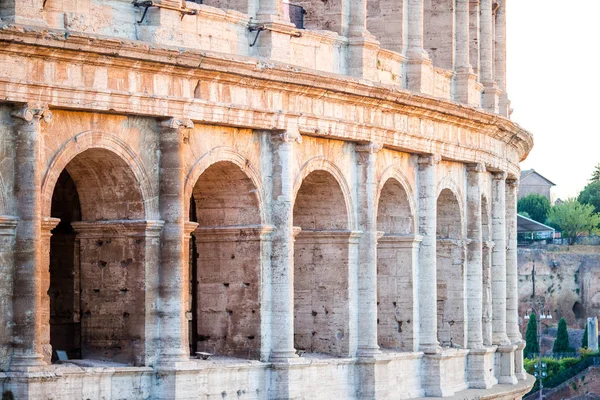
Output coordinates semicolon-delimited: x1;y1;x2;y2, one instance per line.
0;24;533;164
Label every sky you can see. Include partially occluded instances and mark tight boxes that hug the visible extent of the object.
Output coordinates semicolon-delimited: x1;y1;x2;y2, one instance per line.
507;1;600;200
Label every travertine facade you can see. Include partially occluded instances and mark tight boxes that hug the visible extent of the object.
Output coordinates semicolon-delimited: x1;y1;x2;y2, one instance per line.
0;0;534;398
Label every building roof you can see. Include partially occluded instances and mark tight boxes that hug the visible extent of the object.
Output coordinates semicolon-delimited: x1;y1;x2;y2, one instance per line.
520;169;556;186
517;214;555;233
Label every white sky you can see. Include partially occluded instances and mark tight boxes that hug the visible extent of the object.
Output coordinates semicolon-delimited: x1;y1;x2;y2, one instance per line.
507;1;600;200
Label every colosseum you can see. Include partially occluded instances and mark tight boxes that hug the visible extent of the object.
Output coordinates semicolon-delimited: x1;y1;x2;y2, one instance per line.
0;0;534;398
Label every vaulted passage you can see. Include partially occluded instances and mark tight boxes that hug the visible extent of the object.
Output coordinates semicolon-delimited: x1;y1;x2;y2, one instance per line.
376;178;417;351
436;188;466;347
190;161;265;360
49;148;150;366
293;170;354;356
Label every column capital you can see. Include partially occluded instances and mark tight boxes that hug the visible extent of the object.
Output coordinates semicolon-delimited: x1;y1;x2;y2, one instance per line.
356;141;383;154
492;171;507;181
467;163;486;173
40;217;61;235
11;104;53;123
278;130;303;144
506;178;519;189
418;154;441;169
160;117;194;130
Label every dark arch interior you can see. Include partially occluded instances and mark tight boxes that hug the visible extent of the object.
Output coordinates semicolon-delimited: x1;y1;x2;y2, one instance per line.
376;178;416;351
189;161;262;359
49;149;146;365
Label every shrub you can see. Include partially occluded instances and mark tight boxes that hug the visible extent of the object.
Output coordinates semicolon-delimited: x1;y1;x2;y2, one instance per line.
553;318;575;353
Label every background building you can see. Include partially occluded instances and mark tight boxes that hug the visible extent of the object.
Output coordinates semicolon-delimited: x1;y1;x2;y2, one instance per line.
0;0;534;398
519;169;556;203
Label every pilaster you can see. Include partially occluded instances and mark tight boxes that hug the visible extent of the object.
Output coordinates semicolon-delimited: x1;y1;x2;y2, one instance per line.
157;117;195;365
482;240;495;346
480;0;500;113
417;154;441;354
406;0;434;94
10;103;53;370
269;129;302;362
356;142;383;358
494;0;510;117
0;216;19;372
454;0;479;105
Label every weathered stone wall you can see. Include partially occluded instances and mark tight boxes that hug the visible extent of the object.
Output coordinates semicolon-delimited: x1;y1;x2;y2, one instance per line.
518;246;600;332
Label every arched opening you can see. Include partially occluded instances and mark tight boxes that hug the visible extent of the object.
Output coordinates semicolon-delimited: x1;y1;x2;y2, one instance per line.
189;161;264;360
367;0;405;53
436;188;465;347
293;170;353;357
48;148;148;365
481;194;493;346
424;0;455;70
376;178;417;351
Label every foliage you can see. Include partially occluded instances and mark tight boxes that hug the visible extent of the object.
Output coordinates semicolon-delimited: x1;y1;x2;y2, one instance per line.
525;355;600;394
553;318;575;353
517;194;551;223
582;323;589;349
591;163;600;183
518;211;531;219
578;180;600;215
524;312;539;358
546;200;600;245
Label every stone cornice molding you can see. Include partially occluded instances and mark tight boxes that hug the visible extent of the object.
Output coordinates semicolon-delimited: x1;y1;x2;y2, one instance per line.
193;224;275;242
0;216;19;236
377;234;423;249
0;26;533;164
437;237;471;247
40;217;60;235
295;229;363;244
72;220;165;238
356;142;383;154
11;103;53;123
483;240;495;249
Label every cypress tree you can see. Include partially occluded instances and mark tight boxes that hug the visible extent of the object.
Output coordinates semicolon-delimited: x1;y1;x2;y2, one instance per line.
524;312;540;358
553;317;573;353
582;322;589;349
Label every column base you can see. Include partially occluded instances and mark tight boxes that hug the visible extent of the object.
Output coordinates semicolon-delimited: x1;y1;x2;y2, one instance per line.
514;340;527;381
422;348;469;396
10;351;47;371
482;81;502;114
251;20;296;64
406;54;434;95
270;349;299;362
495;344;518;385
467;346;498;389
347;33;381;81
454;71;483;107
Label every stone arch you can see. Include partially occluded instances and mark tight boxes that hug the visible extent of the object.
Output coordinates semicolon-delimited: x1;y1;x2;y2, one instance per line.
184;146;265;224
187;152;266;360
293;156;356;230
376;166;417;234
436;187;467;347
376;170;419;351
292;159;356;357
436;179;465;239
41;131;157;220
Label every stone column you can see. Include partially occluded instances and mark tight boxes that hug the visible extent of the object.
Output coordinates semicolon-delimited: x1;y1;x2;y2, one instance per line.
418;154;441;353
455;0;478;106
491;171;517;384
506;178;525;380
269;130;302;361
480;0;501;113
356;142;383;357
0;216;19;372
347;0;380;80
466;163;484;349
39;217;60;364
158;117;195;364
495;0;510;117
406;0;433;94
10;104;53;369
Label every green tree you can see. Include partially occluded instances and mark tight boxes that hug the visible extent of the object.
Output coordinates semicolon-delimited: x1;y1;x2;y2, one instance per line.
553;317;574;354
578;181;600;215
524;312;539;358
517;194;551;223
591;163;600;183
582;322;588;349
546;199;600;245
